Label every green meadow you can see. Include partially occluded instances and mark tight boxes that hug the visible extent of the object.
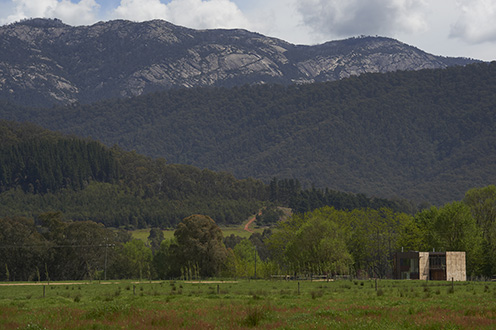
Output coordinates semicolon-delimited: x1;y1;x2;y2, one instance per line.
130;217;264;242
1;279;496;329
130;226;258;241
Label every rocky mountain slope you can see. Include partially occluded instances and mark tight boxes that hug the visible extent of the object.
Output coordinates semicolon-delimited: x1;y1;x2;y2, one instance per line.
0;18;477;106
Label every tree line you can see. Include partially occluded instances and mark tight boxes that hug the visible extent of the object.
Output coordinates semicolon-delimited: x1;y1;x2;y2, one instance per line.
0;138;119;193
1;185;495;281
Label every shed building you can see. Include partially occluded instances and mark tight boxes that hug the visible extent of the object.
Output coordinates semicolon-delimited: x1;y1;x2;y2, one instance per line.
393;251;466;281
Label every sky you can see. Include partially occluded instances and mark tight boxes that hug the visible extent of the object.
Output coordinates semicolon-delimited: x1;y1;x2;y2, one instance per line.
0;0;495;61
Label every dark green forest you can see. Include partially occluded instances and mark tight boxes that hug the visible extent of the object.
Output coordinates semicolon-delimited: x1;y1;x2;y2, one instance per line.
1;62;495;204
0;136;119;194
0;120;409;228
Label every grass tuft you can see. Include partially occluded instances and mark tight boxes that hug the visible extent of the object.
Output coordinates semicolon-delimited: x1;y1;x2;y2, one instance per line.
311;290;324;299
84;302;131;320
241;306;268;327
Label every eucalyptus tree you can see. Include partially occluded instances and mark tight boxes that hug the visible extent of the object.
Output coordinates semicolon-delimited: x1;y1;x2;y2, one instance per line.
415;202;483;276
172;214;229;277
0;216;49;281
346;208;411;278
464;185;496;276
269;207;352;276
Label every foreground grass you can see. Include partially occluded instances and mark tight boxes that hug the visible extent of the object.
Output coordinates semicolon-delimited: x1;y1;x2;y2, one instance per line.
1;279;496;329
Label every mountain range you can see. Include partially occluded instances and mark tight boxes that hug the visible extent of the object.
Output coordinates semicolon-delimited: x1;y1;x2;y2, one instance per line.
0;18;477;106
0;18;493;206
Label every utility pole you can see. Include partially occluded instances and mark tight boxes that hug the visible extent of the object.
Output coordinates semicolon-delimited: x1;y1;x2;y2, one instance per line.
104;238;115;281
104;237;108;281
254;246;257;279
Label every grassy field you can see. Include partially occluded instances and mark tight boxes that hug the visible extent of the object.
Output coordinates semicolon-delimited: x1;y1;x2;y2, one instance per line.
131;226;259;241
130;214;265;242
1;279;496;329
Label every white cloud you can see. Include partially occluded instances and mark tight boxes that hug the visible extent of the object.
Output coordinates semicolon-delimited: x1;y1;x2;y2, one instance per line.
295;0;428;38
1;0;252;30
234;0;314;44
2;0;100;25
112;0;168;21
110;0;251;30
450;0;496;44
54;0;100;25
167;0;250;29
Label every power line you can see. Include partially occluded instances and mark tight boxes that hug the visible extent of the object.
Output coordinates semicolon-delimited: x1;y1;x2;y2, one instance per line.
0;243;114;249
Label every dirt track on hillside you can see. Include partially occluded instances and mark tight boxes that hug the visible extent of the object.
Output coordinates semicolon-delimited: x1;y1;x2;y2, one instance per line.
243;211;261;233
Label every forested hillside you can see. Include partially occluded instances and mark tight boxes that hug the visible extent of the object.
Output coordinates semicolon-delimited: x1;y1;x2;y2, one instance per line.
2;62;495;204
0;120;409;227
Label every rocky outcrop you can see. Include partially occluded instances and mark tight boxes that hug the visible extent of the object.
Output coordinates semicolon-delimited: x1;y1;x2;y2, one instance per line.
0;18;477;106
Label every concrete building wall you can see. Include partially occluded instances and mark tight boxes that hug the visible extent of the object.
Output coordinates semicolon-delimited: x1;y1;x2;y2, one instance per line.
446;251;466;281
419;252;429;280
394;251;466;281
